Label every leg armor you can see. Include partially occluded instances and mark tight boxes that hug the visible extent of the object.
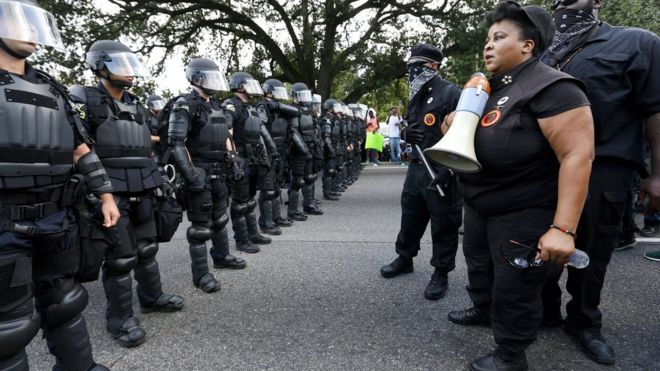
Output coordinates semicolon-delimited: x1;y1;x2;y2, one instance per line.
230;201;260;253
245;200;271;245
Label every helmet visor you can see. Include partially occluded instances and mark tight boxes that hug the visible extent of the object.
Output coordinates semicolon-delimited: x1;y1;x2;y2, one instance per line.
271;86;289;100
193;70;229;92
243;79;264;96
0;1;64;51
104;52;148;77
332;103;343;114
294;90;313;103
342;105;352;116
149;99;166;111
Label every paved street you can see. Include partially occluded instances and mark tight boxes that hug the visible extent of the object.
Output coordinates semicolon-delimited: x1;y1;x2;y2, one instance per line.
28;164;660;370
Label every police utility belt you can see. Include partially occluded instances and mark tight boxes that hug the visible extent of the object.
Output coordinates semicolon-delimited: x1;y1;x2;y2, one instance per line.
0;174;83;235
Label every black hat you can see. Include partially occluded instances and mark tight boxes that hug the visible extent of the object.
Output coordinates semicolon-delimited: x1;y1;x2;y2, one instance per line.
508;1;555;51
407;44;444;65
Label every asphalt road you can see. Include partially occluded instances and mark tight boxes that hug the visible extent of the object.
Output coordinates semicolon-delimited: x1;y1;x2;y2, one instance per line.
27;164;660;370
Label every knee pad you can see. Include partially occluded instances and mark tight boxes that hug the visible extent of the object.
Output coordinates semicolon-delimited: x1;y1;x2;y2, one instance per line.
305;174;318;184
136;241;159;261
0;313;40;359
230;201;249;217
264;190;278;200
186;225;212;243
212;213;230;230
247;200;257;212
44;283;88;327
292;177;305;190
105;255;137;276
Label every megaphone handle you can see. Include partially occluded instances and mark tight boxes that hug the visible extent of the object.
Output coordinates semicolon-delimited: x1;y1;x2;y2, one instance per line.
414;144;445;197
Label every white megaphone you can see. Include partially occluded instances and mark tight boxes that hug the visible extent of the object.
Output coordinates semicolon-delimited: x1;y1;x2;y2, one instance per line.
424;72;491;173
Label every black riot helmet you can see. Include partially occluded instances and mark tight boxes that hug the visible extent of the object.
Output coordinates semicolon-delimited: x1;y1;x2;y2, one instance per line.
323;98;343;114
185;58;229;94
86;40;146;89
291;82;313;105
262;78;289;100
0;0;65;59
228;71;264;96
146;95;166;112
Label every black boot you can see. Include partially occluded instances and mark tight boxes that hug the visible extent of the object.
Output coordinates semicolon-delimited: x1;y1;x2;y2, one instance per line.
232;216;260;253
188;243;221;293
259;195;282;235
210;228;247;269
102;272;146;348
448;306;491;326
45;315;95;371
287;189;307;221
323;193;340;201
1;351;28;371
424;269;448;300
247;210;272;244
272;196;293;227
470;352;528;371
564;323;615;365
380;256;413;278
302;187;323;215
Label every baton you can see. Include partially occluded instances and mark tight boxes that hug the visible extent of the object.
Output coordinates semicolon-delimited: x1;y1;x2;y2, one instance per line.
414;144;445;197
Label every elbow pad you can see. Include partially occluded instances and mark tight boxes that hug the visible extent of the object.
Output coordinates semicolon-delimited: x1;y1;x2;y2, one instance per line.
168;101;190;144
77;150;114;195
278;103;300;118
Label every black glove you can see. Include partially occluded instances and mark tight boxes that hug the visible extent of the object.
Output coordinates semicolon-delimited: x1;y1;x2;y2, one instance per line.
429;168;454;191
403;124;424;145
231;159;244;181
159;180;176;199
187;168;206;193
268;101;280;112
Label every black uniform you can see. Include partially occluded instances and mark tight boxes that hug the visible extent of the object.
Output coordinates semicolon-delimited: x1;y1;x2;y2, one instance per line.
0;65;107;371
75;83;183;345
286;106;313;220
459;58;589;358
224;95;272;250
299;107;323;214
395;75;462;271
256;99;300;227
541;23;660;332
320;113;338;199
167;90;246;293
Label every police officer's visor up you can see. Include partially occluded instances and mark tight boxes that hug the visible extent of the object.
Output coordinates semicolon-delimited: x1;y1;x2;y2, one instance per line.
294;89;313;103
189;69;229;92
87;50;148;77
0;0;64;51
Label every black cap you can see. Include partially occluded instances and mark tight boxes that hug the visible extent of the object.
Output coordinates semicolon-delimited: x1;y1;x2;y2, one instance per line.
508;1;555;51
407;44;444;65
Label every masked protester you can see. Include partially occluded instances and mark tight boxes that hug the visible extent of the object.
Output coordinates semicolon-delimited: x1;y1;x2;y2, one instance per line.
541;0;660;365
256;79;300;232
224;72;273;252
70;40;184;349
163;58;247;294
379;44;463;302
0;1;121;369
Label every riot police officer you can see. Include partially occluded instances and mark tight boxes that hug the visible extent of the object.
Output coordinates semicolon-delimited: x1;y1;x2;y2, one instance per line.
257;79;300;232
321;99;344;201
380;44;463;301
225;72;272;252
166;58;247;294
72;40;184;348
0;1;120;369
290;83;323;216
146;94;166;162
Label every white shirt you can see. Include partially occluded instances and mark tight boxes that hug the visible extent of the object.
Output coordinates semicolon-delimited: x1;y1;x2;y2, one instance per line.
388;115;401;138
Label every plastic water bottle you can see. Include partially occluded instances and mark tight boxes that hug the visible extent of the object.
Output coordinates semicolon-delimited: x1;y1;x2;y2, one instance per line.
567;249;590;269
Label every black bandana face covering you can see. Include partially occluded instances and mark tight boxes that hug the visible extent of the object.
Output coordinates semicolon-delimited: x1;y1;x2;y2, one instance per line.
553;8;596;33
408;63;437;103
547;7;599;67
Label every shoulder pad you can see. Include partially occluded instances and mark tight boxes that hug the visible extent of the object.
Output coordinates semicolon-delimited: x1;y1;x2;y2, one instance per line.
68;85;87;104
222;99;237;112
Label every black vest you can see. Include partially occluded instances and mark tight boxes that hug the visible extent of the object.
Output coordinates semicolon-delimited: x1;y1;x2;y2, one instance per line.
229;98;262;153
186;95;231;162
257;102;288;147
460;59;583;215
0;72;74;189
299;111;316;143
83;87;160;193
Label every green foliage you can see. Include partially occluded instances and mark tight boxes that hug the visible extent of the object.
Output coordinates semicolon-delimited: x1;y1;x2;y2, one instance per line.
600;0;659;33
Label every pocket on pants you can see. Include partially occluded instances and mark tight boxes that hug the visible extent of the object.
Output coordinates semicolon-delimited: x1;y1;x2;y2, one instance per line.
597;191;628;234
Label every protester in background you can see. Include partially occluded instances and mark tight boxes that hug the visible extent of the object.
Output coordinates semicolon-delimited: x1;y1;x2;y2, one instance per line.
387;107;403;164
365;109;380;166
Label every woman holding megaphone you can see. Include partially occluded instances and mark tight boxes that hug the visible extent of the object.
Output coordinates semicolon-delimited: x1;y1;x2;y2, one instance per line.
440;2;595;370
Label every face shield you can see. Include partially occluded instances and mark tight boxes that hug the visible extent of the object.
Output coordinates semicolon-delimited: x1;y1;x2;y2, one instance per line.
243;79;264;96
293;89;313;103
0;0;64;51
191;70;229;92
271;86;289;100
149;99;166;111
342;105;352;117
102;52;148;77
312;94;322;114
332;103;343;114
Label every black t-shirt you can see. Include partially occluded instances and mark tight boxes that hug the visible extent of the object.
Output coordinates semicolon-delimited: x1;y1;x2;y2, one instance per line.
460;59;590;215
542;22;660;176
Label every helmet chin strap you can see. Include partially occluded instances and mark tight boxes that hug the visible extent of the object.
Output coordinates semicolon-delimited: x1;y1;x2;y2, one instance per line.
102;70;133;89
0;39;31;60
